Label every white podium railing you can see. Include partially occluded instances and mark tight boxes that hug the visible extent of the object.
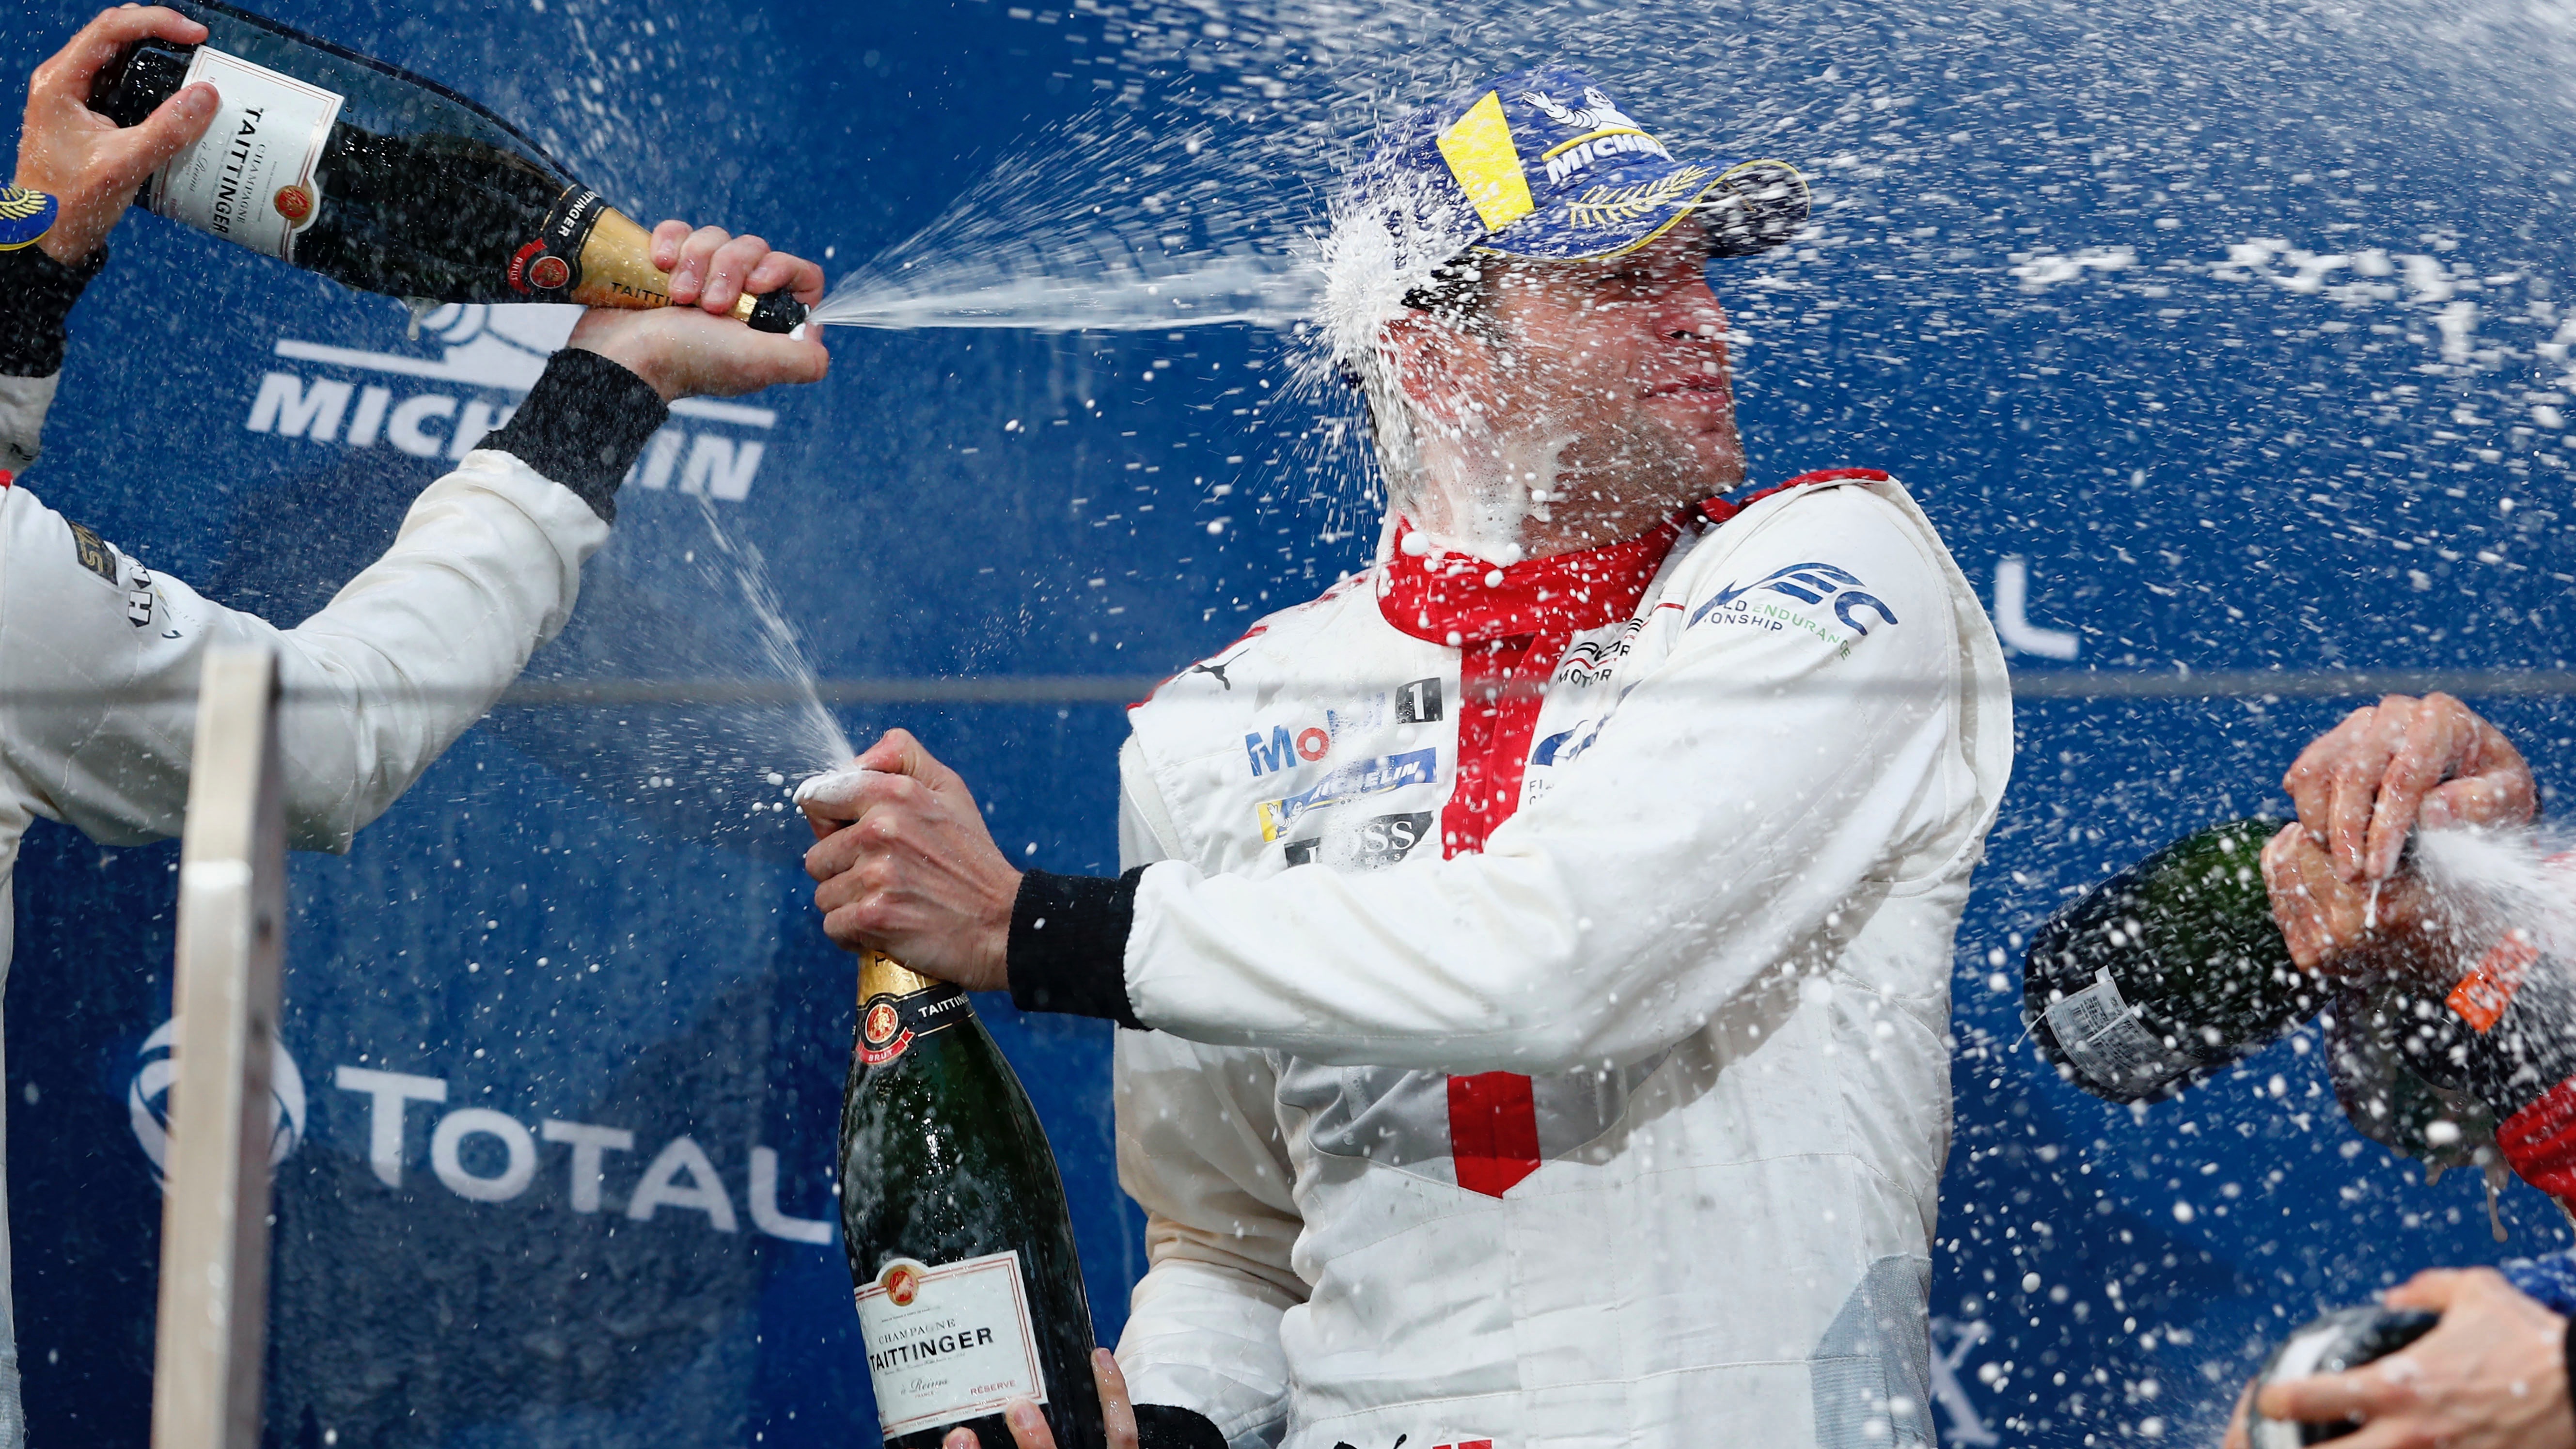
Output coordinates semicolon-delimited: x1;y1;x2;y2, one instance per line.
150;646;287;1449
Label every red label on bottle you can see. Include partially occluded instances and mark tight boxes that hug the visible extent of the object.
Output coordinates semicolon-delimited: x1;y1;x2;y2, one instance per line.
859;999;914;1066
505;185;605;297
507;240;546;294
854;982;967;1068
881;1261;922;1307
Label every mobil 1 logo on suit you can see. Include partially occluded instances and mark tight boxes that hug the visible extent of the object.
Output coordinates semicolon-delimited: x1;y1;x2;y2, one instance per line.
241;301;780;501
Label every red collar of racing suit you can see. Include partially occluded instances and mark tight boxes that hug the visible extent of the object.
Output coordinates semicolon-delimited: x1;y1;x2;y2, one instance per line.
1372;468;1890;860
1366;467;1887;1197
1373;508;1681;868
1376;512;1685;649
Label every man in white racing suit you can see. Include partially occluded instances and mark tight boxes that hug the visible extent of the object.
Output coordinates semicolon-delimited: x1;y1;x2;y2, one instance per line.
801;67;2013;1449
0;9;827;1442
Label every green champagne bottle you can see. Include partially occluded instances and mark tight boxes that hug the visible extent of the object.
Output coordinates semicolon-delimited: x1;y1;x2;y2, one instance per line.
85;0;804;331
839;952;1105;1449
2025;818;2322;1101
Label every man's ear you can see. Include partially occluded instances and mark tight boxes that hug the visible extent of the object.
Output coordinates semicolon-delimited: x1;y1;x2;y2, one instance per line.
1380;310;1478;428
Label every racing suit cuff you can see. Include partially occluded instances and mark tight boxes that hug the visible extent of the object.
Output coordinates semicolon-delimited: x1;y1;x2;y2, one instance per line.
2499;1078;2576;1202
0;243;108;378
1134;1404;1226;1449
479;347;667;523
2503;1254;2576;1316
1008;868;1143;1027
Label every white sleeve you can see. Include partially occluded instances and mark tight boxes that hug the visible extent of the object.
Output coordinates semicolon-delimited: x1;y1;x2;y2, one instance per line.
1111;743;1303;1448
1124;486;1988;1074
0;447;607;852
0;374;58;475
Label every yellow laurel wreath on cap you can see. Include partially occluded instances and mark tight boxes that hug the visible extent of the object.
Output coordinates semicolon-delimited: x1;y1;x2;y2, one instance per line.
1564;165;1715;229
0;186;57;251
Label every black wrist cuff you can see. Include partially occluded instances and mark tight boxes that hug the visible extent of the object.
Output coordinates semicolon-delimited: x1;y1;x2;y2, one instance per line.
1009;867;1144;1027
480;348;668;522
0;244;108;377
1135;1404;1226;1449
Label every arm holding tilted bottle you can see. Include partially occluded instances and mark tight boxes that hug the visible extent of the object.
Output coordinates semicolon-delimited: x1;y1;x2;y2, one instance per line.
2024;692;2543;1105
4;7;216;469
2016;693;2574;1447
2252;694;2576;1199
1;6;828;852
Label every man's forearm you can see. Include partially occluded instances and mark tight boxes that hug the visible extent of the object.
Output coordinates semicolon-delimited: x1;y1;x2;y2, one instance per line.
6;341;663;855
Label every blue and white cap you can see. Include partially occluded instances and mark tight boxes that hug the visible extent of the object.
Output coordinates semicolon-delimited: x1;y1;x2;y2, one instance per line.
1343;66;1807;273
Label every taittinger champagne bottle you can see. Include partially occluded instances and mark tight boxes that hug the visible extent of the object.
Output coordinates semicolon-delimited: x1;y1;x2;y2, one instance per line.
86;0;806;331
839;951;1105;1449
2025;818;2322;1101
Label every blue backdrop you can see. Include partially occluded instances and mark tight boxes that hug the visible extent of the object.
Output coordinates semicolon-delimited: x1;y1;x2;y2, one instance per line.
8;0;2576;1444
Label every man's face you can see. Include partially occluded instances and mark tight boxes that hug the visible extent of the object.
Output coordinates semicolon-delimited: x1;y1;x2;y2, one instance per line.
1419;216;1747;512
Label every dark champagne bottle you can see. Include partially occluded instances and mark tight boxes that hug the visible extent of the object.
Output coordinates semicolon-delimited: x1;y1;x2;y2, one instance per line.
839;951;1105;1449
2246;1304;2438;1448
2025;818;2322;1101
86;0;806;331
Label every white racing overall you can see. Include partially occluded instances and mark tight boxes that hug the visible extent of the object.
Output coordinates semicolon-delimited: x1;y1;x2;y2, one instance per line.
1106;472;2014;1449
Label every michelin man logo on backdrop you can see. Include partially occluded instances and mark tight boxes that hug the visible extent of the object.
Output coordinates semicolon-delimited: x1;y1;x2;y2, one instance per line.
241;302;780;500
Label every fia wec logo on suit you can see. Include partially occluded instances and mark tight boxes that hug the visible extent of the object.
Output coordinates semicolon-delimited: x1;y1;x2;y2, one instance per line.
1694;560;1901;636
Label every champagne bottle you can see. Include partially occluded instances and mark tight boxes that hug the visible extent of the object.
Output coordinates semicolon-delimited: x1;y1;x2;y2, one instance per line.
2246;1304;2438;1448
839;951;1105;1449
86;0;806;331
2025;818;2321;1102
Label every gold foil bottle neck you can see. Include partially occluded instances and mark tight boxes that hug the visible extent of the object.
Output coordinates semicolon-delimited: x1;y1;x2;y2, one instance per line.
569;205;767;322
569;206;674;310
858;949;937;1000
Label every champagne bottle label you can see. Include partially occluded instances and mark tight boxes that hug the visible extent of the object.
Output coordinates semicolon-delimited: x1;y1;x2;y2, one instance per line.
2045;966;2172;1091
147;47;342;263
856;980;970;1068
509;185;609;299
853;1249;1049;1435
